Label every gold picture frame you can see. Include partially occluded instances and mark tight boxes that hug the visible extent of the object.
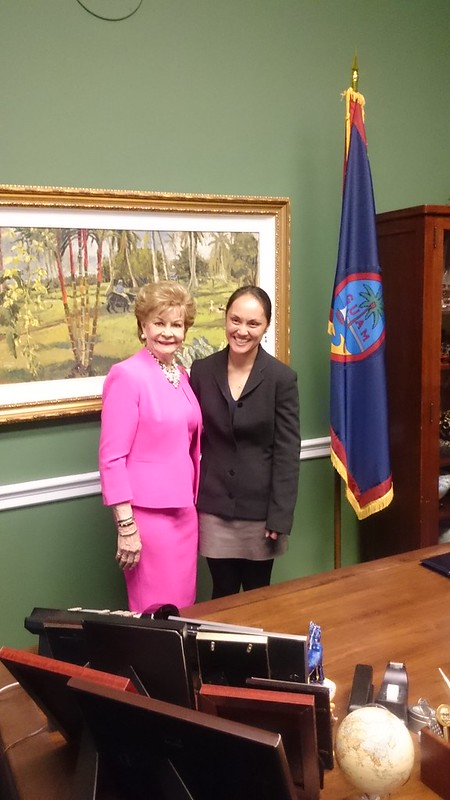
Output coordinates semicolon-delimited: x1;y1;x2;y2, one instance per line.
0;184;290;424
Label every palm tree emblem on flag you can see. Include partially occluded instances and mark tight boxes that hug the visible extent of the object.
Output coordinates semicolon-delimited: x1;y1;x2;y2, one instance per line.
330;275;385;359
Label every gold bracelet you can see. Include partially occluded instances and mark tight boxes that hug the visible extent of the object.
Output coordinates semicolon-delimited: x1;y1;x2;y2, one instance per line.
117;525;137;537
116;517;135;528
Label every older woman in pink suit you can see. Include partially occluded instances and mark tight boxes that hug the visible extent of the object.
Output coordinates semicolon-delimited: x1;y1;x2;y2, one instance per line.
99;281;202;613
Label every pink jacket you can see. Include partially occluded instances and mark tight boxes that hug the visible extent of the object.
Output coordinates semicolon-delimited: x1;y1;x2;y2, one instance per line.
99;348;202;508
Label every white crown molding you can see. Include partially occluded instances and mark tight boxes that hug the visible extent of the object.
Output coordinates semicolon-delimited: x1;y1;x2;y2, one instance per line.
0;471;101;510
0;437;331;511
300;436;331;460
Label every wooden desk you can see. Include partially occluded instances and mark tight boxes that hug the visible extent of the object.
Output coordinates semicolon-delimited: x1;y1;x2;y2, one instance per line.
1;545;448;799
184;544;450;799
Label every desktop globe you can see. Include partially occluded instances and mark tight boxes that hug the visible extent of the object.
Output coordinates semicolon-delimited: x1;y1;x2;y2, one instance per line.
334;705;415;799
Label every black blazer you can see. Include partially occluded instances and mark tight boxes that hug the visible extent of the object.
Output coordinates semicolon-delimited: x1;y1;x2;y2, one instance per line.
190;346;300;535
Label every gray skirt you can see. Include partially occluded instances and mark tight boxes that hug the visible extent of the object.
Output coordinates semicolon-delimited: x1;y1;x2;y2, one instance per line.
199;512;288;561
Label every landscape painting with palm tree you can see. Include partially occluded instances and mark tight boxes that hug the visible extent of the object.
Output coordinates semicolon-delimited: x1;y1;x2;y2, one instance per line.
0;224;260;384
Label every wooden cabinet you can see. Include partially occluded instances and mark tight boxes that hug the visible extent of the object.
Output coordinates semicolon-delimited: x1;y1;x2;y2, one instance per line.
360;205;450;560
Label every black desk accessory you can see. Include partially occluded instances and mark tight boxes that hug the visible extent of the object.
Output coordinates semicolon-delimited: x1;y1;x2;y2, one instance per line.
346;661;408;724
375;660;408;723
24;606;152;636
347;663;374;713
420;551;450;578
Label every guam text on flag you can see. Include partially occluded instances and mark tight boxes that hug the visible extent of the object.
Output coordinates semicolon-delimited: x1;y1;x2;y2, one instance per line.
328;87;393;519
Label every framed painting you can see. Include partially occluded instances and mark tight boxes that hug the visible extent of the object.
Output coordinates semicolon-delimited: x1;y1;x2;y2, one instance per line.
0;184;290;423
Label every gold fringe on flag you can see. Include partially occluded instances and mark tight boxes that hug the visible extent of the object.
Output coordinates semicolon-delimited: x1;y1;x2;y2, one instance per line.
331;447;394;520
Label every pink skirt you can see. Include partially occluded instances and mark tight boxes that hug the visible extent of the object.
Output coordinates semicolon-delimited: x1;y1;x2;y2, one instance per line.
124;506;198;613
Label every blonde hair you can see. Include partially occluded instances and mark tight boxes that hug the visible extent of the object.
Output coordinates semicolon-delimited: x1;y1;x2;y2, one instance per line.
134;281;196;340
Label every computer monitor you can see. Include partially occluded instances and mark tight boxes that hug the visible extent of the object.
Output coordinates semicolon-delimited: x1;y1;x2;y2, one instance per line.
83;616;196;709
68;676;299;800
0;646;137;743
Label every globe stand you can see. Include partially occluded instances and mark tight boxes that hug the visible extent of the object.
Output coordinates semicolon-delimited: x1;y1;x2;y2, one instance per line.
359;793;387;800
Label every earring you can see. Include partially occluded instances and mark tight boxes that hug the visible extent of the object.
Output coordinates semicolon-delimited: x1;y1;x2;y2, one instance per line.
140;332;146;341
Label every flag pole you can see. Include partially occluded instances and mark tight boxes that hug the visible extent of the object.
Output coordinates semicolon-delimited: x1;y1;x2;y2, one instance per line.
333;55;358;571
351;52;359;92
334;470;341;568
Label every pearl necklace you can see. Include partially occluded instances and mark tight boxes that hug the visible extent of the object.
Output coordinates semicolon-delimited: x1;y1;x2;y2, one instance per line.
147;348;180;387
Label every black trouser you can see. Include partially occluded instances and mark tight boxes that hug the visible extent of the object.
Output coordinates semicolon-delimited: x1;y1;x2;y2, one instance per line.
206;557;274;599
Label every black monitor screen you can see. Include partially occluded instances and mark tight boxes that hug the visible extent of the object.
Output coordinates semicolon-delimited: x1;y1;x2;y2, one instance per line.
83;617;196;709
69;676;298;800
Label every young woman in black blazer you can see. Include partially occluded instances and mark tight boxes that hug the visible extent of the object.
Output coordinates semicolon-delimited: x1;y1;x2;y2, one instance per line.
190;286;300;599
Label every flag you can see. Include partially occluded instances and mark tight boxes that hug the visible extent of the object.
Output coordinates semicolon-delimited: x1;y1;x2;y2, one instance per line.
328;87;393;519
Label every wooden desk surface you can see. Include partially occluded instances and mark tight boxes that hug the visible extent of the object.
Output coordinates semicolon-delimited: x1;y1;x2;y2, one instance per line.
184;544;450;799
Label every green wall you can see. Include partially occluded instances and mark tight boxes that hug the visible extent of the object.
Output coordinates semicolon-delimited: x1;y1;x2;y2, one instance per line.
1;0;449;647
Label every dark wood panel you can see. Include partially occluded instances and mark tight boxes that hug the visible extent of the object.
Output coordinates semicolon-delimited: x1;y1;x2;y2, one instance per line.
361;206;450;559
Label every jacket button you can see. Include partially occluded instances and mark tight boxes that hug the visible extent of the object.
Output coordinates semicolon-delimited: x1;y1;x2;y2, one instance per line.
228;492;234;499
237;402;243;407
228;469;235;477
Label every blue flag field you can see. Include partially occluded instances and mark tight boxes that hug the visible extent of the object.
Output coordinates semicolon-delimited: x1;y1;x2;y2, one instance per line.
329;90;393;519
